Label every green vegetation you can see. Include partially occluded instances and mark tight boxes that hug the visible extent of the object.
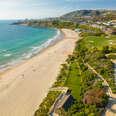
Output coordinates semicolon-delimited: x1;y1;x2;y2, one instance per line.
61;10;116;22
35;34;116;116
54;44;109;116
34;91;61;116
108;54;116;59
23;20;78;30
64;61;81;98
12;9;116;116
53;63;69;87
79;24;102;33
53;35;116;115
75;36;116;93
64;51;107;116
56;53;108;116
78;24;105;37
33;21;116;116
35;44;108;116
80;36;116;49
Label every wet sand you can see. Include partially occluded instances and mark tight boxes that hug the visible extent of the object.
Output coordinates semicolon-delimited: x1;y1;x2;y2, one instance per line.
0;29;80;116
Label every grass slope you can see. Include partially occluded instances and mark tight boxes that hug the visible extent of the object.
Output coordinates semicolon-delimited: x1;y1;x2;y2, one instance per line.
64;61;81;99
83;36;116;49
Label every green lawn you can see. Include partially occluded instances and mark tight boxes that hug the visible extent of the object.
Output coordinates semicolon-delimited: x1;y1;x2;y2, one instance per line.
64;61;81;99
83;36;116;49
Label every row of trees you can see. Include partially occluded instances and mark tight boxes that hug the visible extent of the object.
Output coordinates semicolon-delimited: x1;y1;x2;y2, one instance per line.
78;24;105;37
63;41;108;116
23;20;78;30
33;20;115;116
52;40;108;115
34;39;109;116
75;38;116;93
66;61;107;116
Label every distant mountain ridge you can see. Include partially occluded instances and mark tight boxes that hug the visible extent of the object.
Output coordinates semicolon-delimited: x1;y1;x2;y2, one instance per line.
13;10;116;27
60;10;116;22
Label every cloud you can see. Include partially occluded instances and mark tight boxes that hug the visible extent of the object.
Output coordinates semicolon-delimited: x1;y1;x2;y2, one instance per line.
0;0;21;8
0;0;115;19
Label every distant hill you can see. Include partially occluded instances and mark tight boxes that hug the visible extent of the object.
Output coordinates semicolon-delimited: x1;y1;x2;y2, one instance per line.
13;10;116;27
60;10;116;22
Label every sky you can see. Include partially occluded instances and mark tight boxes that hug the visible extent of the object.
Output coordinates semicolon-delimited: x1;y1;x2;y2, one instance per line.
0;0;116;19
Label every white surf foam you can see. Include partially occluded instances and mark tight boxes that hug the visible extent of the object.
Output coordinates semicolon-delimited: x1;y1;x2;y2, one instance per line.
0;29;64;72
3;54;12;57
22;29;63;59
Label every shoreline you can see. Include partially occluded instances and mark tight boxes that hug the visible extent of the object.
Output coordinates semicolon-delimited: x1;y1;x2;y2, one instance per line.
0;29;79;116
0;28;63;75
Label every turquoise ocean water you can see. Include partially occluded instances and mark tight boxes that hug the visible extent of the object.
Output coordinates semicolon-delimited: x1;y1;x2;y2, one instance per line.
0;20;63;71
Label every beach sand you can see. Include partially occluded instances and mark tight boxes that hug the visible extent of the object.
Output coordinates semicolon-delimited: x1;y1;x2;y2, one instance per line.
0;29;80;116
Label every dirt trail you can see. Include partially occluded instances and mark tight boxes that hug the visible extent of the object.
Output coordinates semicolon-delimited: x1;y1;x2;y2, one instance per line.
86;63;116;116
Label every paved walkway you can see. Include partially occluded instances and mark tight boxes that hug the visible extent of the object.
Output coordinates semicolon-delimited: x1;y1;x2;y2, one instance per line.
86;63;112;95
85;63;116;116
111;60;116;88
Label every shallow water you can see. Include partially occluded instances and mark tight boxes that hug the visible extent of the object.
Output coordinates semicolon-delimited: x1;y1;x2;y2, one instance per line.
0;20;62;71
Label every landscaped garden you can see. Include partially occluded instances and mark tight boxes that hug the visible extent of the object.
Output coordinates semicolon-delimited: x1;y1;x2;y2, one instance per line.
34;34;116;116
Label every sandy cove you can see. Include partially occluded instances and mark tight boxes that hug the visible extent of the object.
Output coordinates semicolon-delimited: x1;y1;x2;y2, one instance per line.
0;29;80;116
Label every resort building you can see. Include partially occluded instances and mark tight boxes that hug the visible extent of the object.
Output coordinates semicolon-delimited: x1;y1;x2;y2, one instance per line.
49;89;74;116
106;28;116;35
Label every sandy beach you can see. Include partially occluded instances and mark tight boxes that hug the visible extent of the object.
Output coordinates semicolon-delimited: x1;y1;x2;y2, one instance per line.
0;29;79;116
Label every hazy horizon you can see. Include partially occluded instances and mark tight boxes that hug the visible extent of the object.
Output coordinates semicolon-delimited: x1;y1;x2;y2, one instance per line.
0;0;116;19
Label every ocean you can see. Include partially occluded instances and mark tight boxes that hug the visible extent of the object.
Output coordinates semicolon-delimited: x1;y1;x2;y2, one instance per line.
0;20;63;71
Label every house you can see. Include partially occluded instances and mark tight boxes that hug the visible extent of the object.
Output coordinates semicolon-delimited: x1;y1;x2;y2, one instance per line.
113;25;116;28
96;22;102;25
88;21;94;24
106;28;116;35
55;93;74;112
90;24;106;31
49;89;74;116
75;29;81;33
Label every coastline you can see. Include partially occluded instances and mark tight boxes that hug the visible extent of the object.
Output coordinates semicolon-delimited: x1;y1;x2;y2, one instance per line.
0;28;63;73
0;29;63;75
0;29;63;76
0;29;79;116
